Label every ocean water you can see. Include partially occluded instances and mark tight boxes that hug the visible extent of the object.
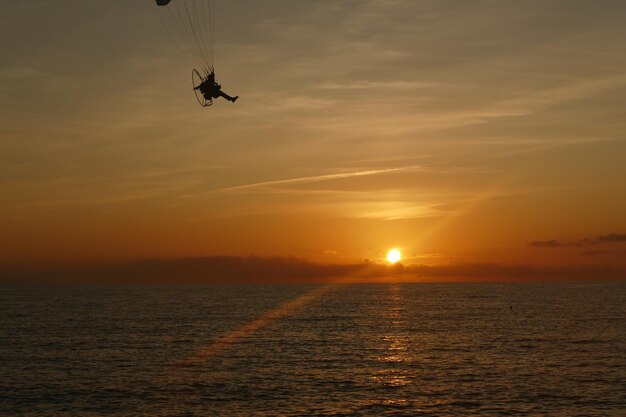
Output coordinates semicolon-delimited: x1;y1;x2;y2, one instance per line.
1;282;625;416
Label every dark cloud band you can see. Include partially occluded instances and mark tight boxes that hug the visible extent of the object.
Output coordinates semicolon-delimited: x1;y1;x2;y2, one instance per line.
529;233;626;248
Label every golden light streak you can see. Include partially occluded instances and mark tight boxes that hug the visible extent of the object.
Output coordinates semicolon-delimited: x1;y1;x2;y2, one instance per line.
178;285;339;365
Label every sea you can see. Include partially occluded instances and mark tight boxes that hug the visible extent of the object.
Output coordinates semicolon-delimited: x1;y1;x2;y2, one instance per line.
2;282;625;416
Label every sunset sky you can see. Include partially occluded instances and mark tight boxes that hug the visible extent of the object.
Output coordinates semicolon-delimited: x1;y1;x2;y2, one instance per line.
1;1;625;280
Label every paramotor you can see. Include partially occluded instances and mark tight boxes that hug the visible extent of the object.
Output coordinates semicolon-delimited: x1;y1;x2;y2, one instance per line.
156;1;237;106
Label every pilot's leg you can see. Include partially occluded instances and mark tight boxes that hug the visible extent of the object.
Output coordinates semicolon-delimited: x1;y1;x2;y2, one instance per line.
217;91;238;102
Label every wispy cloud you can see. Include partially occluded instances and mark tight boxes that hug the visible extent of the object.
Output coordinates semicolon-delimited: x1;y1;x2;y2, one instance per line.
318;80;439;90
217;165;426;192
0;67;44;80
495;74;626;118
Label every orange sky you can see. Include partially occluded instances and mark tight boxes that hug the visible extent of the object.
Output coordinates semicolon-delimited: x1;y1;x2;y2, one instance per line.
1;1;625;279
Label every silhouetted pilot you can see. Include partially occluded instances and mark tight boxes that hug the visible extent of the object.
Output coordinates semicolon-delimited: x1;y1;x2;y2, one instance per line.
195;72;238;103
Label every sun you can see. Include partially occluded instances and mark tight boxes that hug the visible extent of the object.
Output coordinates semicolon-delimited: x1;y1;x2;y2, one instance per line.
386;249;401;264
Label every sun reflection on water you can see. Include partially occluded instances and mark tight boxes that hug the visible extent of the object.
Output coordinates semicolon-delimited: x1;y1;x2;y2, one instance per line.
372;284;412;388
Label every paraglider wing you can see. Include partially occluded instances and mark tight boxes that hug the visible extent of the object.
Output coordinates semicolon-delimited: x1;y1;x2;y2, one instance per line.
155;1;171;5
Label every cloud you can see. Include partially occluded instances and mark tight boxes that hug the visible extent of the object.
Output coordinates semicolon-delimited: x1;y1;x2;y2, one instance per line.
0;257;400;285
528;240;564;248
0;67;44;80
318;80;439;90
529;233;626;248
216;165;425;192
597;233;626;243
2;257;623;284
